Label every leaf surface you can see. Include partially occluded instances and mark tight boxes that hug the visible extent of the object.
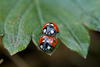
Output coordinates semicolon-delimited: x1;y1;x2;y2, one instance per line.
1;0;99;58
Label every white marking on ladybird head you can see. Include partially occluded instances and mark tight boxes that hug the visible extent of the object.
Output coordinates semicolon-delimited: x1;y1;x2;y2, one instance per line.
47;46;51;50
46;40;49;43
51;30;54;34
40;45;43;49
50;24;53;26
42;40;45;42
43;29;46;33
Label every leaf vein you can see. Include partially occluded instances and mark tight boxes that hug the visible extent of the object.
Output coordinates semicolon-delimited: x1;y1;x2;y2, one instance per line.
4;0;23;34
15;5;33;46
57;15;82;49
35;0;44;26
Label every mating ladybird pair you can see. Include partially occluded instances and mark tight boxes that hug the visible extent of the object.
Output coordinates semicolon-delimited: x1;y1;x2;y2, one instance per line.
38;22;59;53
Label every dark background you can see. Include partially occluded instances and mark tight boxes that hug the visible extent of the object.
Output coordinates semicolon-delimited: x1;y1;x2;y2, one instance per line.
0;30;100;67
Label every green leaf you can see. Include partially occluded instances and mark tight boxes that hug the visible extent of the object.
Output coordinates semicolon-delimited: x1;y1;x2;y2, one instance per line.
71;0;100;30
3;0;100;58
1;0;39;55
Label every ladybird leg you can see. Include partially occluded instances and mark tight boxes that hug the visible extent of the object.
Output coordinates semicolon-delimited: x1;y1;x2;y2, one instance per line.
41;34;43;37
54;37;56;42
54;37;55;42
41;34;45;37
50;36;53;41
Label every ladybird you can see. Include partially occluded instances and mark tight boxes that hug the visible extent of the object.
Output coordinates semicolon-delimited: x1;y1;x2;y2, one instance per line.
38;35;57;53
42;22;59;36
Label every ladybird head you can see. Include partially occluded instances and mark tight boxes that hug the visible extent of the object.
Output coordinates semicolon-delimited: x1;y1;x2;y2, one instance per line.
38;35;57;53
39;38;53;51
47;22;59;33
42;22;59;36
42;26;57;36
